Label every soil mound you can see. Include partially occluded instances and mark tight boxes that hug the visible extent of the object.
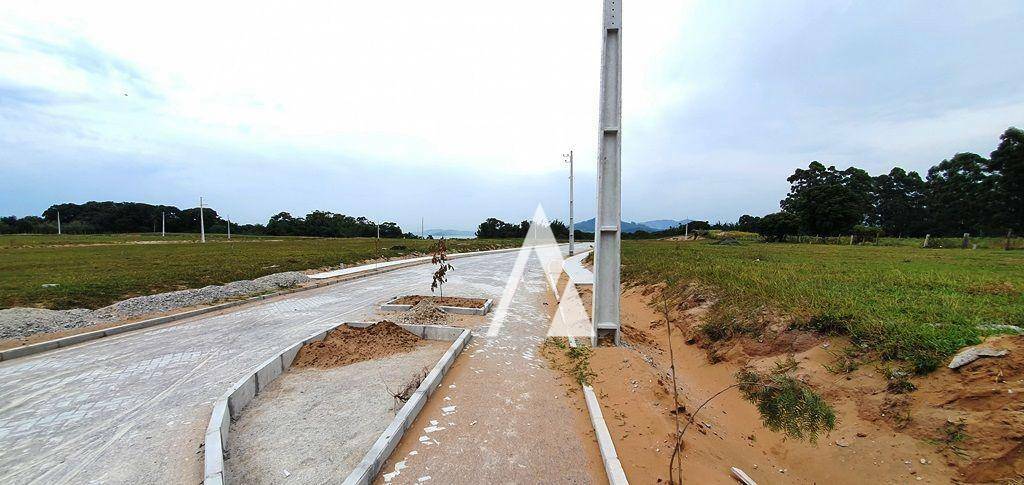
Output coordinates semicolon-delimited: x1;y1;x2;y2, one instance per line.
396;300;451;325
292;322;422;368
392;295;487;308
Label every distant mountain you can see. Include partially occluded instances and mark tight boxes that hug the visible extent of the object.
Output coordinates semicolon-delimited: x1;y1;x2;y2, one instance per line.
575;218;658;234
424;229;476;239
640;219;694;231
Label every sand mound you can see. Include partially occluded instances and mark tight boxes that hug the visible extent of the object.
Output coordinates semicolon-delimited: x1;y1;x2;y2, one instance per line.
291;322;422;368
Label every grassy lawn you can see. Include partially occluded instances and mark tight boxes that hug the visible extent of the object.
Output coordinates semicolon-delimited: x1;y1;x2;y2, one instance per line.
622;240;1024;372
0;234;518;311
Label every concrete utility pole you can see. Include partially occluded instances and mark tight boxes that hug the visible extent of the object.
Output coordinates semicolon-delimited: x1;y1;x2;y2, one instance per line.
592;0;623;346
161;212;165;237
199;197;206;243
421;217;424;239
57;211;61;235
564;150;575;256
227;216;231;240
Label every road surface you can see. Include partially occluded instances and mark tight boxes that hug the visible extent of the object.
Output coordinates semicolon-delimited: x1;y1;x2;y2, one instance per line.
0;249;544;484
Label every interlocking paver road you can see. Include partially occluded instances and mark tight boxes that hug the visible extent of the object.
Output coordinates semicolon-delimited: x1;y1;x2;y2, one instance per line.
0;250;525;484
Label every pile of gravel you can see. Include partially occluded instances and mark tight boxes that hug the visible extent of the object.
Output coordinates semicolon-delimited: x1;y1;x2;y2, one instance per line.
0;308;92;341
0;271;311;341
395;300;451;326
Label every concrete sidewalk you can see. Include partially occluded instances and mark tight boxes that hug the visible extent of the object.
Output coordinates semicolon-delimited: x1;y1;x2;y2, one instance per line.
377;250;605;484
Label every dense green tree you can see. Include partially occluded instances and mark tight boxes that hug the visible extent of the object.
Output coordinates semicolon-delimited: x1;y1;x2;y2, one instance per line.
870;167;927;237
925;153;995;236
758;212;801;242
988;127;1024;232
781;162;873;235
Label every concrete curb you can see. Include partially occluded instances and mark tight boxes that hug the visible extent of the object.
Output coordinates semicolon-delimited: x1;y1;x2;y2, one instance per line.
568;336;629;485
562;250;595;285
380;297;494;316
0;245;525;363
341;327;472;485
203;322;469;485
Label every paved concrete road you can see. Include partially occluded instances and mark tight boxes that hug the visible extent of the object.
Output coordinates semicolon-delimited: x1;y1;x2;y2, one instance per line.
0;250;527;484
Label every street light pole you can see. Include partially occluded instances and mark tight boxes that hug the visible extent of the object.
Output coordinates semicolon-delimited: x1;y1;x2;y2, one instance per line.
199;196;206;243
564;150;575;256
593;0;622;346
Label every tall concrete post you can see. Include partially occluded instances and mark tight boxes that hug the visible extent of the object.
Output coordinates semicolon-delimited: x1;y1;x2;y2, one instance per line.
565;149;575;256
199;197;206;243
57;211;61;235
161;212;165;237
592;0;622;346
227;216;231;240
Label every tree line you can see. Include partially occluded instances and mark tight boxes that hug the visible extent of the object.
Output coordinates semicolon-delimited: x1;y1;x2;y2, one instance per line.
722;127;1023;239
0;201;415;238
475;217;592;240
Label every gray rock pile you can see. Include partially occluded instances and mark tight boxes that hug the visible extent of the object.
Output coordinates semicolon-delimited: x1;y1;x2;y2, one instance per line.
0;271;310;340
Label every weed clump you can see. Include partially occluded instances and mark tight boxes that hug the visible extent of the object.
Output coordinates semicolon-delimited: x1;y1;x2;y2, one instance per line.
541;337;596;386
736;359;836;443
880;365;917;394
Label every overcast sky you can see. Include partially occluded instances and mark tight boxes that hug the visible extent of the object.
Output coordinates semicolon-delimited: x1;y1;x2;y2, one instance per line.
2;1;1022;230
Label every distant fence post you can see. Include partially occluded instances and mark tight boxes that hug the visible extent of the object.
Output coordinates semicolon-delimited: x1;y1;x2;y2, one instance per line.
1007;229;1014;251
961;233;970;249
850;234;854;245
923;234;930;248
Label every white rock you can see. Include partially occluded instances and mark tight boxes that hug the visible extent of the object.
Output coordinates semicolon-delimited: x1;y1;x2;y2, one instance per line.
948;346;1009;369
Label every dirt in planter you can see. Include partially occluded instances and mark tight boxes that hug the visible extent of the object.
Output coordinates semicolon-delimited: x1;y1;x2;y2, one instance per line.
292;321;423;369
392;295;488;309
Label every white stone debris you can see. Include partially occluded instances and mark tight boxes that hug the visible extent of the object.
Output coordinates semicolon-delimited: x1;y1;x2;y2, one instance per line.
948;346;1009;369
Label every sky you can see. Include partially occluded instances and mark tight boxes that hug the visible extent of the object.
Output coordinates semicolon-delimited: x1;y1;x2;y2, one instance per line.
2;1;1023;231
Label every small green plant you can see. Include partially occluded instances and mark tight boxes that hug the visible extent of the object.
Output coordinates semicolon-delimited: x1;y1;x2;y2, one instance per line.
430;238;454;297
566;344;596;386
823;345;867;374
927;419;970;458
736;358;837;443
797;312;853;335
541;337;595;386
880;365;917;394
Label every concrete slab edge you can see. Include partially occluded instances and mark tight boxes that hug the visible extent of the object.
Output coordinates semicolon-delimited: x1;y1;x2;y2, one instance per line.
203;323;470;485
568;336;629;485
380;297;494;316
0;245;534;363
341;327;472;485
203;324;343;484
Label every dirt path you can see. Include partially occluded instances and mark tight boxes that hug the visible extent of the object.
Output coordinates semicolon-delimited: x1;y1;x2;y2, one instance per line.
377;253;606;484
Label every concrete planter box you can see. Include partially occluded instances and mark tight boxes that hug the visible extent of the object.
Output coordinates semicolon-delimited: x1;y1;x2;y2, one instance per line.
203;322;471;485
380;297;493;316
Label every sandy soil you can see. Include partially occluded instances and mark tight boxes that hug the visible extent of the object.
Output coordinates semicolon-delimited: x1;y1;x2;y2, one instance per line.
572;286;1023;484
225;342;449;484
391;295;489;309
292;322;423;368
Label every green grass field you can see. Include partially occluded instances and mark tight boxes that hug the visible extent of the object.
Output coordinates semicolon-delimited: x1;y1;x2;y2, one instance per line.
0;234;518;311
622;240;1024;372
